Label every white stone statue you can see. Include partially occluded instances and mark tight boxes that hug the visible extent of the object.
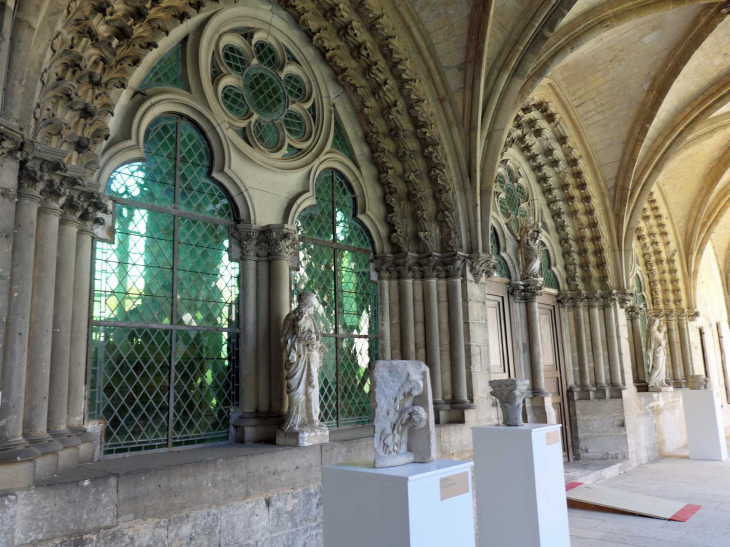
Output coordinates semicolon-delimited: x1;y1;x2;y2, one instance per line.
647;318;668;390
518;217;542;280
276;291;329;447
371;360;436;468
489;379;530;426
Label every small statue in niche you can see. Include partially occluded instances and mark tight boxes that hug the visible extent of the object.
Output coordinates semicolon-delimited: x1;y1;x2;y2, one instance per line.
647;318;669;389
517;216;543;280
371;360;436;468
276;291;329;447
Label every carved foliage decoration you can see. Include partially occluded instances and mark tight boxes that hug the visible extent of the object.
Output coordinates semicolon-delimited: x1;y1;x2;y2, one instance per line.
32;0;213;172
33;0;463;255
503;99;612;292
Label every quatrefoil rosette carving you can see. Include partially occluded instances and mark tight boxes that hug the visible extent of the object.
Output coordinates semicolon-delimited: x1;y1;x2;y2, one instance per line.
203;19;328;165
494;160;531;234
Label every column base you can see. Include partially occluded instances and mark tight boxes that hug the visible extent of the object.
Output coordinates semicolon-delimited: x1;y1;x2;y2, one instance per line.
531;389;550;397
233;414;283;443
69;427;97;463
672;380;687;389
571;386;597;400
58;446;80;471
0;459;36;490
0;438;41;463
49;429;82;448
634;382;649;392
525;396;557;424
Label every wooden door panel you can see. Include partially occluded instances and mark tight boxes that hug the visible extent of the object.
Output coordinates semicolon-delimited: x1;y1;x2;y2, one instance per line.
485;280;514;380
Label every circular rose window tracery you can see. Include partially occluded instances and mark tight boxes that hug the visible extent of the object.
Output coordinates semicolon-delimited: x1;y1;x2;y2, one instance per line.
210;27;318;159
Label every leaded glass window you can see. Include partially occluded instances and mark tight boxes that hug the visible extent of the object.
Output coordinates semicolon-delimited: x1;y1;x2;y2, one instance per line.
494;162;529;234
292;170;378;428
490;226;511;280
139;43;184;91
332;120;353;159
212;29;315;158
91;115;240;456
539;242;560;290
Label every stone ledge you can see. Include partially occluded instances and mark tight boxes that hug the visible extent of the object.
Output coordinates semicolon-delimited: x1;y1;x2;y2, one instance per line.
0;423;477;546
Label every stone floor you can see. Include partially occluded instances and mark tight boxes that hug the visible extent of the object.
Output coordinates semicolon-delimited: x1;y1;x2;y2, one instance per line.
569;443;730;547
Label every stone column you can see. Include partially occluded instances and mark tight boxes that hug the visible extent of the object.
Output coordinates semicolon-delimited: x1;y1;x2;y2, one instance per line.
587;295;607;389
413;278;426;363
238;227;259;414
423;276;444;404
573;297;592;389
667;312;684;387
447;257;470;405
602;294;624;389
266;228;297;416
523;283;548;396
46;194;84;457
396;257;416;360
377;278;391;359
0;159;50;478
256;249;270;413
627;306;647;386
67;195;105;446
23;177;68;473
678;311;695;379
389;278;401;359
437;278;452;402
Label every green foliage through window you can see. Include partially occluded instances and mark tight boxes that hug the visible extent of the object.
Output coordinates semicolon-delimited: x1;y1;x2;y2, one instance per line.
539;242;559;290
139;43;184;91
490;226;511;280
292;169;377;428
92;115;239;456
332;120;353;159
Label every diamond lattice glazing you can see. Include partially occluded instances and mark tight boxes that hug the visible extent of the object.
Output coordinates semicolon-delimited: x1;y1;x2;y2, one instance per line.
283;73;306;101
222;44;248;75
283;110;305;139
254;41;279;69
222;85;249;118
243;66;287;121
93;116;239;455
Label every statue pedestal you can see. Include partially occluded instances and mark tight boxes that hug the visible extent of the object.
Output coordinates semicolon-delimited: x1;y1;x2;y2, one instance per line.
681;389;728;461
276;425;329;447
473;424;569;547
649;386;674;392
322;459;475;547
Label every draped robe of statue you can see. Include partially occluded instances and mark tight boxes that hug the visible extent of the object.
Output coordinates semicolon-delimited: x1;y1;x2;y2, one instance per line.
647;318;668;388
518;217;542;280
277;292;329;446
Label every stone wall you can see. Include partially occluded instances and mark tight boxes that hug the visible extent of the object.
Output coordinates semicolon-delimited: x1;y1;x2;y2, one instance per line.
0;425;475;547
625;391;687;465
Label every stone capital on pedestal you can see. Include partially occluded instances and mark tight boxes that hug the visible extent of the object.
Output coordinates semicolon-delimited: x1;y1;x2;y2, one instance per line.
489;379;530;426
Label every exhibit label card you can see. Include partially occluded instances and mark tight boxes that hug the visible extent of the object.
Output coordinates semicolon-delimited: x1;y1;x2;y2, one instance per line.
546;430;560;446
440;472;469;501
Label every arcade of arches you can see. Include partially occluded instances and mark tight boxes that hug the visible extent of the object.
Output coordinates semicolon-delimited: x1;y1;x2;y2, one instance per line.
0;0;729;544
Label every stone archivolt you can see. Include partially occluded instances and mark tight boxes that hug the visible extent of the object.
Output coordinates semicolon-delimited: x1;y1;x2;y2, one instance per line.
504;99;611;292
31;0;464;256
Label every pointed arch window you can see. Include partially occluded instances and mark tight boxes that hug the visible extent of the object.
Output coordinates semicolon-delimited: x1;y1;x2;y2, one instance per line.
539;242;560;290
90;115;239;456
490;226;511;280
292;169;378;428
139;42;184;91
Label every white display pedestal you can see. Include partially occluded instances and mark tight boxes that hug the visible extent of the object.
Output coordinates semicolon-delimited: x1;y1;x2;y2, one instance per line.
473;424;569;547
682;389;728;461
322;459;475;547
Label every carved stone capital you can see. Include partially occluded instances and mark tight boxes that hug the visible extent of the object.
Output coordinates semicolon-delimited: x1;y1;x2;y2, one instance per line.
238;225;262;259
443;253;467;279
393;254;419;280
469;253;498;283
265;227;298;260
18;158;66;197
624;305;642;320
616;291;633;309
60;194;85;220
39;177;69;208
509;280;542;302
0;122;25;161
78;191;111;231
418;254;446;280
601;291;619;308
687;309;700;322
373;254;397;280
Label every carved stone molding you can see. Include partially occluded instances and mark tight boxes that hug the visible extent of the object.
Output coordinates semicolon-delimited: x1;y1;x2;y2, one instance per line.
469;253;498;283
624;305;642;321
265;227;299;260
78;191;111;231
238;225;263;259
33;0;464;255
508;280;542;302
0;121;25;161
373;254;397;280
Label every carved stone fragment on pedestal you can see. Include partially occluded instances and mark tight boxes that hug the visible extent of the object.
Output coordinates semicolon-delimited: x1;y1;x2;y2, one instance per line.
489;379;530;426
688;375;709;390
370;360;436;467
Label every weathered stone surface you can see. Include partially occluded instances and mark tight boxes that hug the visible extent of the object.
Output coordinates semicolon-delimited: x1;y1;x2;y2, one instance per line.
14;476;116;545
98;519;168;547
0;493;17;547
167;509;219;547
489;379;530;426
269;486;321;534
266;526;322;547
31;534;98;547
219;497;269;547
371;360;436;467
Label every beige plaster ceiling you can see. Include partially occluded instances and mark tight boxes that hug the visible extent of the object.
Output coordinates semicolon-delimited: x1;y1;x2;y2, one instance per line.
549;6;704;203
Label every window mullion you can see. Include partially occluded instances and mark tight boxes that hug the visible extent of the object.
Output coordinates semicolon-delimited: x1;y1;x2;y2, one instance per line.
332;174;341;429
168;117;182;448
